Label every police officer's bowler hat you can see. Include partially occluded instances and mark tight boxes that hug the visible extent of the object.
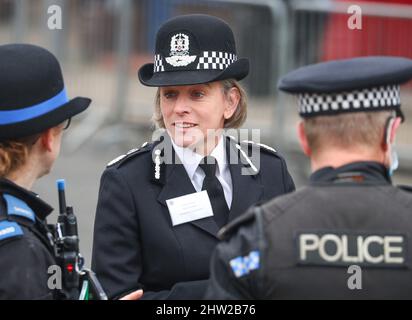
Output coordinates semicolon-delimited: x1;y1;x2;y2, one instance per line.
0;44;91;140
138;14;249;87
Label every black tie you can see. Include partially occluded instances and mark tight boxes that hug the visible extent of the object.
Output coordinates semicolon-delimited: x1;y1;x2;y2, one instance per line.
199;156;229;228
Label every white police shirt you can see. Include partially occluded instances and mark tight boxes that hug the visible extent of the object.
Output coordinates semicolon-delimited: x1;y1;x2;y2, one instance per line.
171;136;233;209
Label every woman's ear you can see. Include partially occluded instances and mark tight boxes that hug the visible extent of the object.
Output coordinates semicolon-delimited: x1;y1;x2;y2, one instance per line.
39;128;54;152
224;87;240;119
39;126;62;152
298;121;312;157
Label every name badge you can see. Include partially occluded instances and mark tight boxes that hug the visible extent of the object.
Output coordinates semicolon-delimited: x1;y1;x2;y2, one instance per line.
166;191;213;226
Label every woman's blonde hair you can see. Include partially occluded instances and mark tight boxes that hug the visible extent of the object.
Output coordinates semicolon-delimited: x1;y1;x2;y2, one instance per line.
152;79;247;129
0;135;39;177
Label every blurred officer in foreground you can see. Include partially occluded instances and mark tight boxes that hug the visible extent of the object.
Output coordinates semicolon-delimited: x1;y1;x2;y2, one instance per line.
0;44;91;299
92;14;295;300
206;56;412;299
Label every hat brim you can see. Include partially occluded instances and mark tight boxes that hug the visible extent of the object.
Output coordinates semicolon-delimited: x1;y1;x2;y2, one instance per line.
138;58;249;87
0;97;91;140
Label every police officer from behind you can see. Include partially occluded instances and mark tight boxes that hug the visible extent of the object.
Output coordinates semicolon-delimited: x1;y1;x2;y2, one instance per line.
0;44;91;299
92;14;295;300
206;56;412;299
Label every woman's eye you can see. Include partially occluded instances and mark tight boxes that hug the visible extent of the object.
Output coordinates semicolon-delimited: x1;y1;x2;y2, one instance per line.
164;92;177;99
192;91;205;98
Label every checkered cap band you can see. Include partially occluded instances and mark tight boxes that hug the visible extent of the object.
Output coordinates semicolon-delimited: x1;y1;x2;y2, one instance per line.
196;51;237;70
153;54;165;72
153;51;237;73
298;85;401;116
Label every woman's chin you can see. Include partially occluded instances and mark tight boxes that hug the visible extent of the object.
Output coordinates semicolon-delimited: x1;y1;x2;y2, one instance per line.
171;128;204;148
172;136;201;148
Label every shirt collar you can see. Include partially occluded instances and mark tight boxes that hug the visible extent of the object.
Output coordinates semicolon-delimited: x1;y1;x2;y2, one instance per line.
171;135;227;179
210;136;228;176
309;161;391;185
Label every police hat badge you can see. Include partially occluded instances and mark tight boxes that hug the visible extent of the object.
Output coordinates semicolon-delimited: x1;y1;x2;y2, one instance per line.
165;33;197;67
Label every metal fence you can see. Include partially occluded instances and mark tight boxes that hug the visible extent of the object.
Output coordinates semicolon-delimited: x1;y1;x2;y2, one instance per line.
0;0;290;147
282;0;412;176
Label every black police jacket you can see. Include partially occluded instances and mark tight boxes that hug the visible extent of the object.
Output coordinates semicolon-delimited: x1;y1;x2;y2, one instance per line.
206;161;412;299
0;178;56;300
92;134;295;299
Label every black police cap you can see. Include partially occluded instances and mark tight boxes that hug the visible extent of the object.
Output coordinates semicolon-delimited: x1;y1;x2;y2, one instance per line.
278;56;412;120
0;44;91;140
138;14;249;87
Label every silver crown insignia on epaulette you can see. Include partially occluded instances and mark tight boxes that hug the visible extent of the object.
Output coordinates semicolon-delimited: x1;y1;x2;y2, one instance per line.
107;154;127;167
106;142;148;167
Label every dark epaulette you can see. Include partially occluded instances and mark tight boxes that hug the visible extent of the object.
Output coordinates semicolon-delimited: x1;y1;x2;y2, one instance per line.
226;135;278;156
240;140;278;157
106;141;152;169
226;136;280;176
218;208;257;241
399;185;412;193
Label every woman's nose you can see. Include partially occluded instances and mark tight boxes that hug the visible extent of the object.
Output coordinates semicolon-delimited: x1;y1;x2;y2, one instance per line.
173;96;191;114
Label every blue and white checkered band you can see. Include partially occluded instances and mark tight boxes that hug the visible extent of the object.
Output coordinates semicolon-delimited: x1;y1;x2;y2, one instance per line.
297;85;401;116
153;51;237;73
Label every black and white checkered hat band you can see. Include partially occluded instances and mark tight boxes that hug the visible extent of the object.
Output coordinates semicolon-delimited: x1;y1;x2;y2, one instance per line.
197;51;237;70
154;54;164;72
153;51;237;73
298;85;401;116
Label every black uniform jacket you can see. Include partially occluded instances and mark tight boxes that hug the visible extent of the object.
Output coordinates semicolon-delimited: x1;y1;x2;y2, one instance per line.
0;178;56;300
92;134;295;299
206;162;412;299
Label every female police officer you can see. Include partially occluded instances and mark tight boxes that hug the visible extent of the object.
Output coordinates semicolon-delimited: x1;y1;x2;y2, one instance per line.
92;14;295;300
0;44;91;299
